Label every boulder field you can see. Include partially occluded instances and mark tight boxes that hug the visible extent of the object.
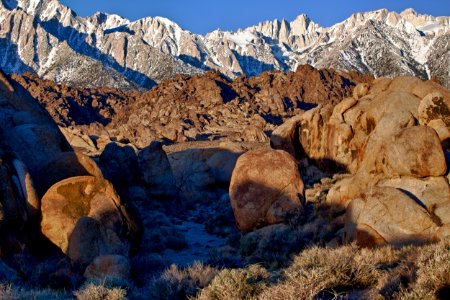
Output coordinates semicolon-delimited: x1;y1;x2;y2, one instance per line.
2;63;450;290
0;70;142;281
232;76;450;246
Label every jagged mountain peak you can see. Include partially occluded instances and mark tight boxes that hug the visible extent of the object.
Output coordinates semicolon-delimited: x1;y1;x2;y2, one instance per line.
0;1;449;89
87;11;130;30
14;0;69;17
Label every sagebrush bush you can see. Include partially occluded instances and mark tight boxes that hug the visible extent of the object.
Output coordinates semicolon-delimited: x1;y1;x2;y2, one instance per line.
196;264;268;300
396;240;450;299
239;224;304;268
146;262;219;300
257;244;383;299
74;283;128;300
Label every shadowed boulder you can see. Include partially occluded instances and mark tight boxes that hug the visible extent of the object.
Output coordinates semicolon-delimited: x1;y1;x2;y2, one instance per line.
41;176;138;266
230;149;304;232
35;151;104;197
345;187;440;247
138;141;178;199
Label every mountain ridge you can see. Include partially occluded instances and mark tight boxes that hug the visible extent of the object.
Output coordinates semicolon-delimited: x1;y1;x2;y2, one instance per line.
0;0;449;89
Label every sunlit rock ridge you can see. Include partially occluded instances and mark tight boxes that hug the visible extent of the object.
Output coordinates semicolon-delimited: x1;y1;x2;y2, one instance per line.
1;0;449;89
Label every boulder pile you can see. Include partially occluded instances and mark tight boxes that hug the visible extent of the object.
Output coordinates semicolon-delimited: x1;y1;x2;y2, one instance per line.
235;76;450;246
13;66;372;151
0;70;141;280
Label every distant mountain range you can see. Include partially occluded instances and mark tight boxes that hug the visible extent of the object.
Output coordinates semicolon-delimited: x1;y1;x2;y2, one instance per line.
1;0;449;89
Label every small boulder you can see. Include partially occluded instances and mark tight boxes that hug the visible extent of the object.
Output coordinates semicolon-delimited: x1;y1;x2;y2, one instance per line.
206;150;242;184
229;149;304;232
242;126;269;143
382;126;446;177
353;83;370;100
99;142;140;187
270;115;303;159
138;141;177;199
377;176;450;225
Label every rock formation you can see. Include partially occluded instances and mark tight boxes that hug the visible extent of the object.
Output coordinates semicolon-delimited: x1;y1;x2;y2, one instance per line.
13;66;371;152
268;75;450;246
0;69;141;278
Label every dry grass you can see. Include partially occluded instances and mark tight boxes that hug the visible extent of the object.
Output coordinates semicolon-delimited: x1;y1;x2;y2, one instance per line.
257;244;382;299
143;262;220;300
395;240;450;299
74;283;128;300
0;283;68;299
195;265;268;300
194;239;450;300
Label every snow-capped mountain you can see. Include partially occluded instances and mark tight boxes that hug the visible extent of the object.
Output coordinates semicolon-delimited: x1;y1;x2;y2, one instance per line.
1;0;449;89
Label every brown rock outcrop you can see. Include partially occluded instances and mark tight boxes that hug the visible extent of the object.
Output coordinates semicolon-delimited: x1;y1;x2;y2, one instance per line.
40;176;135;266
345;187;440;247
1;70;142;269
270;75;450;246
229;149;304;232
241;126;269;143
13;66;372;147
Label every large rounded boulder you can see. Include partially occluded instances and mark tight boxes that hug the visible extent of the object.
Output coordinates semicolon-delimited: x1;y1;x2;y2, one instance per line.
345;187;441;247
41;176;139;266
229;149;304;232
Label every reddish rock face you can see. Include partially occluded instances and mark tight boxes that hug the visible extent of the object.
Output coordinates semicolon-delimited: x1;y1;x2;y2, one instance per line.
11;72;140;127
229;149;304;232
13;66;372;147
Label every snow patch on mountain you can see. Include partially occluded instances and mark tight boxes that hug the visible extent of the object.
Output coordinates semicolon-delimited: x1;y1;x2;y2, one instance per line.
0;1;449;88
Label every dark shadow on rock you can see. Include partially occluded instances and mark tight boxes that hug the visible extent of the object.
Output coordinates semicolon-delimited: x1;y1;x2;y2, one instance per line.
216;80;239;103
2;0;18;10
104;25;135;35
261;112;284;125
178;54;211;70
297;101;317;111
0;38;34;74
437;286;450;300
231;50;276;77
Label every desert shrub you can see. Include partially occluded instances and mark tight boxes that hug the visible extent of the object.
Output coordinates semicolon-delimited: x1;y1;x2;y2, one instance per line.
149;262;219;300
208;246;243;269
139;210;188;253
143;226;188;252
239;224;304;268
131;253;167;284
395;240;450;299
74;283;128;300
0;283;67;299
196;264;268;300
258;244;382;299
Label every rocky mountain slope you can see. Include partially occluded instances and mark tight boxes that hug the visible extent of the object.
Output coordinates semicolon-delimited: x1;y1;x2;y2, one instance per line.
1;0;449;89
13;65;373;151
